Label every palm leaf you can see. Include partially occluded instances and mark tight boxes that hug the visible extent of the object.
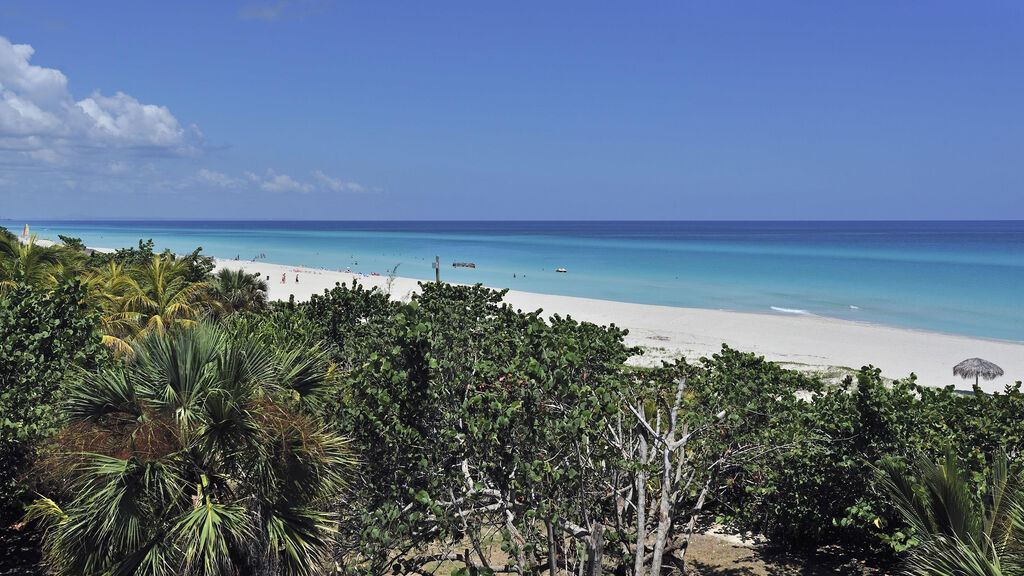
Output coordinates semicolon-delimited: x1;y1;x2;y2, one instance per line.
174;499;252;575
878;450;1024;576
30;322;355;575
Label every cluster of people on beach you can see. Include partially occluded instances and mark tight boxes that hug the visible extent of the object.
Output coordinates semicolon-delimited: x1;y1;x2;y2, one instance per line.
241;255;403;292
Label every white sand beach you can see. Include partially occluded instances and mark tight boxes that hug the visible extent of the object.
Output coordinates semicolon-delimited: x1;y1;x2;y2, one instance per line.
215;258;1024;394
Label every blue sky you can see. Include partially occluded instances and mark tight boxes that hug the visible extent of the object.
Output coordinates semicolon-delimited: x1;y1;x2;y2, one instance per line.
1;1;1022;219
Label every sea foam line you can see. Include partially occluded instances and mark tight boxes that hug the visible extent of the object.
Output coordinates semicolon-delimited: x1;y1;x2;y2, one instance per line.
770;306;813;316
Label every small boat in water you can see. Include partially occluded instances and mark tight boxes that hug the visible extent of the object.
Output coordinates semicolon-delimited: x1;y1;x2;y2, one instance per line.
555;268;567;273
452;262;476;268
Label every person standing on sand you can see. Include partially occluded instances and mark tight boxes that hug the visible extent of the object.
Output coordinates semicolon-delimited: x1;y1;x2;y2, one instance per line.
295;274;299;283
281;273;286;284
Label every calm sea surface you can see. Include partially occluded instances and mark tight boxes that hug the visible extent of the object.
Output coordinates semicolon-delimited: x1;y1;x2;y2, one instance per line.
16;220;1024;341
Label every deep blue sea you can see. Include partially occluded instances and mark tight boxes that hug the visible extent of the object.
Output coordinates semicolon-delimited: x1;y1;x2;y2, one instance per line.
15;220;1024;342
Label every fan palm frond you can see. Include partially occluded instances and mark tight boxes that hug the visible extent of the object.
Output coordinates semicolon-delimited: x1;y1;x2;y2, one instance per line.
30;322;354;575
878;450;1024;576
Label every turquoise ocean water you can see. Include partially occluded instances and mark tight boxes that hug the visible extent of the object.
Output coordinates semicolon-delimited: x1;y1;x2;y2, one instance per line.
15;220;1024;342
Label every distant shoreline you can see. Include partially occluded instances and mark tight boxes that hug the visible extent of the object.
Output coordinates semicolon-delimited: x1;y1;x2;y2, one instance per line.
21;219;1024;342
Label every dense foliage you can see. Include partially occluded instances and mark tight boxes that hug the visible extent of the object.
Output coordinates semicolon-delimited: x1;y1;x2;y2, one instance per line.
720;369;1024;557
29;323;354;576
2;231;1022;576
0;233;65;290
0;281;106;522
235;280;1024;573
231;282;636;574
83;238;216;284
877;450;1024;576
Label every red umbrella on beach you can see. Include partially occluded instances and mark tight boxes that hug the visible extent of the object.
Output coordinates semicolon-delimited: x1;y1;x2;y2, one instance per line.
953;358;1003;387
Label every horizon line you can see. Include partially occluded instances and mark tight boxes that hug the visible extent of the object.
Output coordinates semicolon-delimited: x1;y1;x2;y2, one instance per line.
6;218;1024;224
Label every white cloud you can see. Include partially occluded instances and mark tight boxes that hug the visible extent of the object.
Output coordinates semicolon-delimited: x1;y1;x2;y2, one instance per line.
74;92;185;148
0;35;196;163
312;169;367;193
191;167;373;196
246;168;314;193
197;168;242;188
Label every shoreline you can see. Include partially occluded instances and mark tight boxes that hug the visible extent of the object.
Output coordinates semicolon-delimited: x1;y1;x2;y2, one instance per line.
19;221;1024;341
211;257;1024;394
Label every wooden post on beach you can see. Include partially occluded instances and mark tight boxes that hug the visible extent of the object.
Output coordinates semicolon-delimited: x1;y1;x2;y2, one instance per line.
434;255;440;283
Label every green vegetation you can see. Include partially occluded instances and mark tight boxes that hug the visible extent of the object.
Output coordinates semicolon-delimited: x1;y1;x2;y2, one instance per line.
0;281;105;521
0;234;64;291
211;267;269;316
878;450;1024;576
27;322;353;576
1;227;1022;576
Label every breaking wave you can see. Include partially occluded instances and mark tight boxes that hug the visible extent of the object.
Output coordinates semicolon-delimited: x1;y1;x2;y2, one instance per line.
770;306;812;315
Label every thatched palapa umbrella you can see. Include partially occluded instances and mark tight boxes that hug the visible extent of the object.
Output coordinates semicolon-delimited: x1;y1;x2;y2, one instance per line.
953;357;1004;387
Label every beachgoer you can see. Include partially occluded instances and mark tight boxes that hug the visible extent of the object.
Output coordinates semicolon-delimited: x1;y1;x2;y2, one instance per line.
295;274;299;283
281;273;286;284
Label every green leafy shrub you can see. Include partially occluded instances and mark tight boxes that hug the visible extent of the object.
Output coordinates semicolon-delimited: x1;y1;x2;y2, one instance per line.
0;281;105;522
714;359;1024;557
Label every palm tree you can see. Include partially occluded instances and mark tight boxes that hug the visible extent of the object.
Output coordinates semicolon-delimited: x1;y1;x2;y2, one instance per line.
211;268;269;315
81;261;140;355
122;253;216;338
28;322;353;576
878;450;1024;576
0;233;63;291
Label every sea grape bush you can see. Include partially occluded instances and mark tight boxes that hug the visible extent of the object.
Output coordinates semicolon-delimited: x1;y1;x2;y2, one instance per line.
716;365;1024;557
275;282;637;575
0;281;106;522
229;279;1024;572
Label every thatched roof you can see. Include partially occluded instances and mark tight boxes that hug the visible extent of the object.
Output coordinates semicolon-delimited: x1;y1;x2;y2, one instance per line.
953;358;1004;380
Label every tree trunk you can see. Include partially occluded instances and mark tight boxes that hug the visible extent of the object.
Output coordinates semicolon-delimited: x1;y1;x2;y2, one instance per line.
648;446;673;576
676;472;714;575
548;516;559;576
505;507;527;576
633;417;648;576
586;521;604;576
